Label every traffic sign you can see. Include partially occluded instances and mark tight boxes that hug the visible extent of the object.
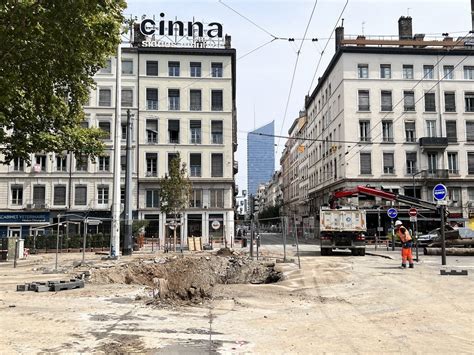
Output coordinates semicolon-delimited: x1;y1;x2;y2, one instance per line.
433;184;447;201
409;208;417;217
410;216;417;222
387;208;398;219
211;220;221;230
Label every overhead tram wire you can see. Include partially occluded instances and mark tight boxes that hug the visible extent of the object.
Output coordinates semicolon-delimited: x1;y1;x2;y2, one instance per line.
345;49;473;165
344;32;473;163
276;0;319;155
246;131;361;144
308;0;349;94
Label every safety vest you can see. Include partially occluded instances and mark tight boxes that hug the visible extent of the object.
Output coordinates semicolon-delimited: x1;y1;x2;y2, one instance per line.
397;227;412;243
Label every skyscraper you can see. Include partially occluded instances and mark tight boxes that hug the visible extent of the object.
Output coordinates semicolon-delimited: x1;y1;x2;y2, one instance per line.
247;121;275;195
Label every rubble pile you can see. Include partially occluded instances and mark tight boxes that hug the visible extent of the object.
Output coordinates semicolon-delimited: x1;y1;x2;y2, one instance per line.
88;250;282;304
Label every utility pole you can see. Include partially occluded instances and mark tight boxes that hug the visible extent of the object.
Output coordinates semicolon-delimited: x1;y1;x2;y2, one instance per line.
110;43;121;258
123;109;133;256
440;205;447;265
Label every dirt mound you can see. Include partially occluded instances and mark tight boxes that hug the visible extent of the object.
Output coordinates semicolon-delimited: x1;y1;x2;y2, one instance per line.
88;254;281;304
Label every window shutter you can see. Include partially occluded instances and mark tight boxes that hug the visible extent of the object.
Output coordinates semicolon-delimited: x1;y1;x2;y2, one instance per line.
190;120;201;129
381;91;392;108
168;120;179;131
360;153;371;174
211;121;223;133
446;121;457;142
211;154;223;177
467;122;474;141
406;152;417;162
146;119;158;132
468;153;474;174
146;88;158;101
383;153;394;167
146;61;158;76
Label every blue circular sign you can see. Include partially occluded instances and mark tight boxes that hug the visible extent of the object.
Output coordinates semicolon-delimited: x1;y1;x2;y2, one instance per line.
433;184;447;201
387;208;398;219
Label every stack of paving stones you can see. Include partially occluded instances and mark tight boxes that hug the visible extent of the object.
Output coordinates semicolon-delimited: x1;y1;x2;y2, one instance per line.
16;279;84;292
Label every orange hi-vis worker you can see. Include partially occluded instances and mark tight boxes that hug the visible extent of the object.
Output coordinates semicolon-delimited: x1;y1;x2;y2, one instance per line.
394;220;414;269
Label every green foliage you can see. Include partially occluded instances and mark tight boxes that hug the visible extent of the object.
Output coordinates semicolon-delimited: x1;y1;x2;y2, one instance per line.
132;220;149;235
25;234;110;250
0;0;126;163
258;204;281;221
160;156;192;216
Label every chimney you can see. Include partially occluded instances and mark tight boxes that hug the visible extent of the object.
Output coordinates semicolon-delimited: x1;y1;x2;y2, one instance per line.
132;23;145;47
225;34;232;49
398;16;413;40
335;26;344;51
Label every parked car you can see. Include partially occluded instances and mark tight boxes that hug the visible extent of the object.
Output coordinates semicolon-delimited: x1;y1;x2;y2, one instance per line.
417;229;439;247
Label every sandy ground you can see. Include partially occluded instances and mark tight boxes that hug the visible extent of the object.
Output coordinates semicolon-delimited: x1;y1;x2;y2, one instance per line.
0;240;473;354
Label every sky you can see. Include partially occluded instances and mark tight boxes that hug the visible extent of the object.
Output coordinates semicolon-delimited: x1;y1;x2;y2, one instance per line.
124;0;472;192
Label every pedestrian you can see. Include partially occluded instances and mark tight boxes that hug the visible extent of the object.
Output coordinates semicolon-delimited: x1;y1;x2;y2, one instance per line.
394;220;414;268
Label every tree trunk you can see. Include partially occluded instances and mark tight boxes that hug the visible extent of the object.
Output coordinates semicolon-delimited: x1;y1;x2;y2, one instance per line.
424;247;474;256
429;239;474;248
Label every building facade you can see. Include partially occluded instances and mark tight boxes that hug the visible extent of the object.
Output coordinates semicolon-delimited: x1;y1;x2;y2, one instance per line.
304;16;474;231
247;121;275;196
1;44;237;246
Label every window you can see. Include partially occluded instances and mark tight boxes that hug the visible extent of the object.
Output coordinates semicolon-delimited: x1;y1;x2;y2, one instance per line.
383;153;394;174
443;65;454;79
360;153;371;174
190;90;202;111
211;120;223;144
358;90;370;111
74;185;87;206
190;153;201;177
98;156;110;171
99;59;112;74
210;189;224;208
97;185;109;204
427;153;438;173
33;185;46;205
54;185;66;205
168;89;180;110
446;121;457;143
146;190;160;208
167;153;179;173
75;155;88;172
121;89;133;107
190;120;201;144
211;90;223;111
98;121;111;139
405;121;416;142
426;120;437;137
98;88;111;106
448;153;458;174
423;65;434;79
35;155;46;172
121;155;126;173
121;123;127;140
56;155;67;172
13;157;24;171
380;64;391;79
358;64;368;78
381;90;392;111
404;91;415;111
468;153;474;174
168;61;180;76
190;62;201;77
406;152;417;174
211;153;223;177
467;122;474;142
11;185;23;205
464;66;474;80
168;120;180;143
211;62;223;77
465;92;474;112
445;92;456;112
382;121;393;142
122;59;133;74
424;92;436;112
146;153;157;177
146;119;158;143
146;88;158;110
146;60;158;76
359;121;370;142
121;186;125;205
448;187;462;206
402;65;414;79
190;189;202;208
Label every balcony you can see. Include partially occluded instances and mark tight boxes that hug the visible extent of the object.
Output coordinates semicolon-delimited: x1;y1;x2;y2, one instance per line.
419;137;448;150
233;161;238;174
420;169;449;179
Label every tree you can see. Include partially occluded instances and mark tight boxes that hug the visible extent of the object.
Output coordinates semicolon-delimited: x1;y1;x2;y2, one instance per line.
160;156;192;252
0;0;126;163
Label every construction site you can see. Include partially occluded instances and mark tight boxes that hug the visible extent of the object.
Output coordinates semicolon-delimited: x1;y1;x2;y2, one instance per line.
0;237;473;354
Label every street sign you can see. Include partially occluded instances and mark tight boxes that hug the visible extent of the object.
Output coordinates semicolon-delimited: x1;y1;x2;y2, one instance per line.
410;216;417;222
409;208;417;217
211;220;221;230
433;184;447;201
387;208;398;219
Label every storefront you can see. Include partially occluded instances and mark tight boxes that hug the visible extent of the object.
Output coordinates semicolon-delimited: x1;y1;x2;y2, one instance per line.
0;212;50;238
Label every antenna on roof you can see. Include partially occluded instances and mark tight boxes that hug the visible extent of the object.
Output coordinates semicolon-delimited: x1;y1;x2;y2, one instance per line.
362;21;365;35
407;8;411;16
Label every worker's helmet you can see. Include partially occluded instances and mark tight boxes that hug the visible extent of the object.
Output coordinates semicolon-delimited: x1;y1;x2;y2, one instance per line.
394;220;403;227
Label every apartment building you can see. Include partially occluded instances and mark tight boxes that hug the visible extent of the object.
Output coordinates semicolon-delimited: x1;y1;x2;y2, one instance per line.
304;16;474;230
0;42;237;245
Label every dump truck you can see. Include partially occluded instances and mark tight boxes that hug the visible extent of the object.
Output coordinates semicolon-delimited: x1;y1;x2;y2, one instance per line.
319;207;367;256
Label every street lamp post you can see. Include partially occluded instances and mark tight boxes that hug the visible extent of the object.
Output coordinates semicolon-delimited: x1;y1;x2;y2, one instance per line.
412;169;425;262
